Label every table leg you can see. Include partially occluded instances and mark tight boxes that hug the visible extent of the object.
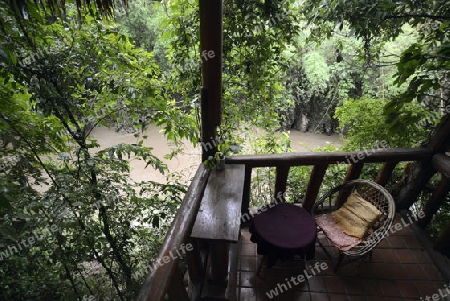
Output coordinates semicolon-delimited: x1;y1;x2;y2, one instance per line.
186;238;204;282
257;255;267;276
209;241;229;285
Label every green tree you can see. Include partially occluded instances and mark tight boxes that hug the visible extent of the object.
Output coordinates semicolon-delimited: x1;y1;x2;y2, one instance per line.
301;0;450;135
302;0;449;241
161;0;300;140
334;97;437;149
114;0;169;69
0;3;190;300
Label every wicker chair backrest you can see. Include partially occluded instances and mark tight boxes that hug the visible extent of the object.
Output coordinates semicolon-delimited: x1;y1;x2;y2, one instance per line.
313;179;396;256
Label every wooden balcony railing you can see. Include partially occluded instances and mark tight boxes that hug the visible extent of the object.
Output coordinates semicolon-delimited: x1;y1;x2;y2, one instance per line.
137;147;450;301
136;164;210;301
226;147;432;213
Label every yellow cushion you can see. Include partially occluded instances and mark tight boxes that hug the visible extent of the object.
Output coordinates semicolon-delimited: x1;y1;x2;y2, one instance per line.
332;191;382;239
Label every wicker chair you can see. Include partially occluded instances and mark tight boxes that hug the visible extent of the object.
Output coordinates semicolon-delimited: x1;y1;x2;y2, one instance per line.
312;179;396;272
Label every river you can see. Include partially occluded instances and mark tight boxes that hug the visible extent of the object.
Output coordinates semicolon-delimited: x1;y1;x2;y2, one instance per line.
90;126;344;183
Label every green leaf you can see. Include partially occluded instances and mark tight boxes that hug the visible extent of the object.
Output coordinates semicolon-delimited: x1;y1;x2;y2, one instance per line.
152;215;159;228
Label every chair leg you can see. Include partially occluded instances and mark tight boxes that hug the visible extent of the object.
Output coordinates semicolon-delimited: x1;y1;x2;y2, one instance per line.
317;231;334;261
257;255;267;276
334;252;344;273
319;241;334;261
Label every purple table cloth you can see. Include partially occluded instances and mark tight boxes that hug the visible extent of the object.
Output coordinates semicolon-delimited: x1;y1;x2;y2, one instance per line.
249;202;316;267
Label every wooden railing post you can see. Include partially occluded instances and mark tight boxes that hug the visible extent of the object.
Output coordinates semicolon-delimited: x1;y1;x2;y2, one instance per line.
210;242;229;283
303;164;328;212
168;264;189;301
375;160;399;186
241;165;252;218
434;224;450;258
274;166;289;201
186;238;204;282
396;159;436;210
335;162;364;207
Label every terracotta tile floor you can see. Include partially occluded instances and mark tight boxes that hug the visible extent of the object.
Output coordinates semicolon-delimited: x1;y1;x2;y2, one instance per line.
237;214;450;301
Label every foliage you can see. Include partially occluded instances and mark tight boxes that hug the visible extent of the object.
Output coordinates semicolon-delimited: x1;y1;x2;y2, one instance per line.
301;0;450;136
243;130;292;207
2;0;449;298
161;0;300;139
1;0;125;20
302;51;330;93
0;4;190;300
114;0;169;69
334;97;438;149
282;26;368;132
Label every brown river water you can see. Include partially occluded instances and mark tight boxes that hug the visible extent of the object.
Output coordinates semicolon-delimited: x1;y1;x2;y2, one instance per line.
90;126;344;183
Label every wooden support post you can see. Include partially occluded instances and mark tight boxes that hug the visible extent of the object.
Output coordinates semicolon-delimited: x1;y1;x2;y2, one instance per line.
186;238;204;282
395;160;436;211
434;223;450;258
274;166;289;202
426;114;450;153
396;114;450;210
335;162;364;208
168;264;189;301
343;162;364;182
241;165;252;218
225;241;239;301
375;160;399;187
417;176;450;228
191;165;244;291
303;164;328;212
209;242;229;284
200;0;223;161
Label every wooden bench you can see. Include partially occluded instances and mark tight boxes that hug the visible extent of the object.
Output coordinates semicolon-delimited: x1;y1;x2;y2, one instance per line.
191;164;245;301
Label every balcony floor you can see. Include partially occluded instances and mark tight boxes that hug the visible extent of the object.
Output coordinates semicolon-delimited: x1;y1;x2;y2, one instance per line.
237;214;450;301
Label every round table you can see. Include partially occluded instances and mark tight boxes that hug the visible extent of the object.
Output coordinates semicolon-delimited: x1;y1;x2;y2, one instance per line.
249;202;316;269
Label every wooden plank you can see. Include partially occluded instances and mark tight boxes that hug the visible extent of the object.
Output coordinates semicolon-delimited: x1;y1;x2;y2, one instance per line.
199;0;222;124
191;164;245;242
417;176;450;229
302;164;328;212
274;166;289;201
225;148;431;167
136;164;210;301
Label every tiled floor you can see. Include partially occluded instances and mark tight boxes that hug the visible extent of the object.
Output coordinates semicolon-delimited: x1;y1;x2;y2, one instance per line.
237;214;450;301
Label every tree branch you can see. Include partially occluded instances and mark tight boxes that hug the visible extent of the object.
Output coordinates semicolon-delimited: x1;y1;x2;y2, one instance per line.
384;14;449;21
